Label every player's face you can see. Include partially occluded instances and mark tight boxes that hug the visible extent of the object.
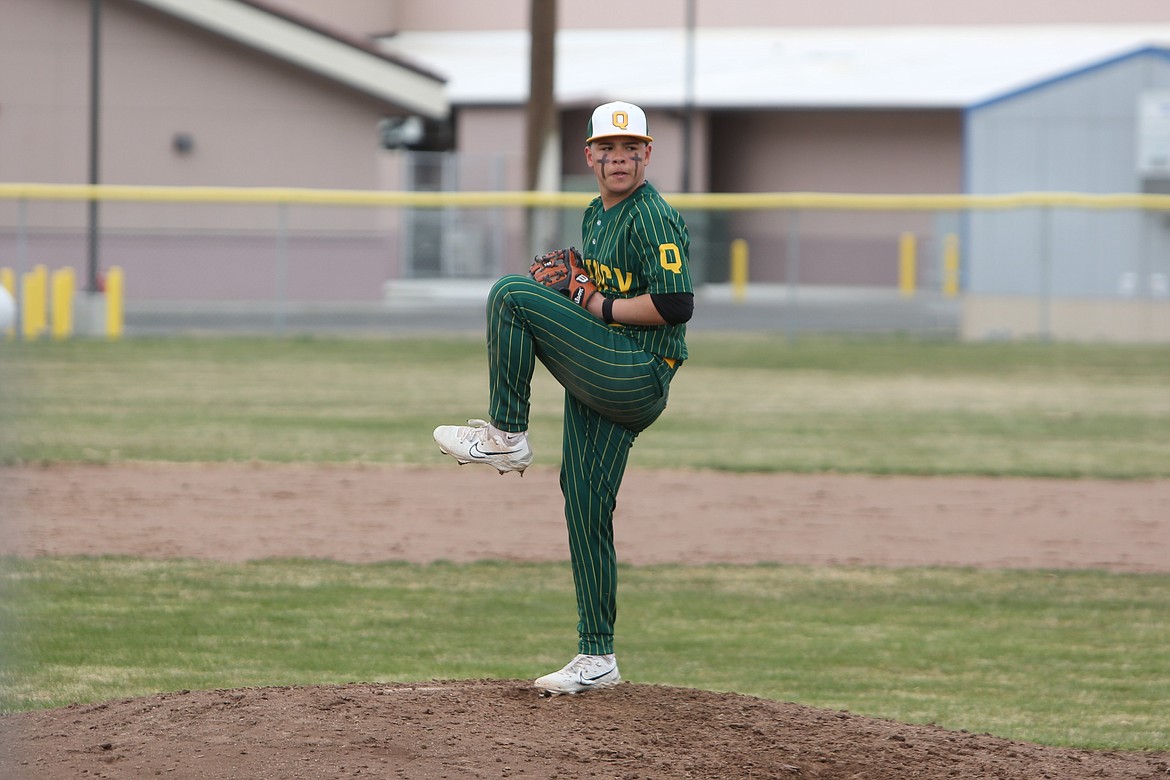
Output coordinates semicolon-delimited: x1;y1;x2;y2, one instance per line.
585;137;651;205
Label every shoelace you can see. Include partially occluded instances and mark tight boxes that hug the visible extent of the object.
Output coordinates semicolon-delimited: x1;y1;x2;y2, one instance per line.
457;419;491;443
457;419;521;452
565;654;611;675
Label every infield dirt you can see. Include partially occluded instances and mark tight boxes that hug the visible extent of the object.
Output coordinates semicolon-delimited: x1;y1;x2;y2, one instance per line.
2;462;1168;779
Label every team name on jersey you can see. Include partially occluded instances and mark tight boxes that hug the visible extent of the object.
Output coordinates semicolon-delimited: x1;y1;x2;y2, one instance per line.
586;243;685;293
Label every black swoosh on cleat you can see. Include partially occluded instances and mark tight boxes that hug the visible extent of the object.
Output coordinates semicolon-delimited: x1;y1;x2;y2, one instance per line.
469;442;522;460
580;668;615;684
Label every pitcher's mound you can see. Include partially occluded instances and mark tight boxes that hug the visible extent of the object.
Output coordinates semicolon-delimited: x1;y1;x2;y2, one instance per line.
3;680;1165;779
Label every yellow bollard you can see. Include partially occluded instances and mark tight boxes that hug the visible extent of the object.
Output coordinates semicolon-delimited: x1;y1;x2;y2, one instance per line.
22;264;48;340
730;238;749;303
33;264;49;337
898;232;916;298
51;267;75;340
105;266;124;340
34;264;48;337
942;233;960;298
19;272;34;340
1;267;14;340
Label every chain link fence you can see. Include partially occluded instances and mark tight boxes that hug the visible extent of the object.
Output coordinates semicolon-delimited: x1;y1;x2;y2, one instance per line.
2;185;1168;340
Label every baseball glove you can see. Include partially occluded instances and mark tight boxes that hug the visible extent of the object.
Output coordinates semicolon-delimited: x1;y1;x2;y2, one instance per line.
528;246;598;308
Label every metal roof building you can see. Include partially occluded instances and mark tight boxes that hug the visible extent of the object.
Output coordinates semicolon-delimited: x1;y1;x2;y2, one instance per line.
380;27;1170;339
382;25;1170;109
963;47;1170;340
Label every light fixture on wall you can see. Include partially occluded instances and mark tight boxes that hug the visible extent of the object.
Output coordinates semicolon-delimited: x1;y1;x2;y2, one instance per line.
378;116;425;149
172;132;194;154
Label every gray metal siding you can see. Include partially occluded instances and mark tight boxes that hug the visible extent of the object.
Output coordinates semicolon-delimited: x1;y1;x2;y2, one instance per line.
966;51;1170;297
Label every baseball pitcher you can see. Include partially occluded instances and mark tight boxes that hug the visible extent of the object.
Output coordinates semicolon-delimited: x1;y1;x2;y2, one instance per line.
433;100;694;695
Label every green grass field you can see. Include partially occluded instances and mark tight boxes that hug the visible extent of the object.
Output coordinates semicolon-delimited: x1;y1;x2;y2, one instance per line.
1;335;1168;750
4;335;1169;476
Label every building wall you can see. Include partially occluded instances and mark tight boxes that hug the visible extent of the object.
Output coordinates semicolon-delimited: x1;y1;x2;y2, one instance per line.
103;7;393;191
5;0;1167;310
962;297;1170;342
967;51;1170;299
0;0;423;300
1;0;412;227
967;53;1170;195
0;0;400;191
713;110;963;194
0;0;91;184
708;110;963;284
266;0;397;36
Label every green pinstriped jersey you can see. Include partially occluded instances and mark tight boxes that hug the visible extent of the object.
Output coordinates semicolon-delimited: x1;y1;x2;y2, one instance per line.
580;181;692;362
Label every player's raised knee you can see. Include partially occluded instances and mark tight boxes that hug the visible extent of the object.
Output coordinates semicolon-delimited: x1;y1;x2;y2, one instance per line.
488;274;545;309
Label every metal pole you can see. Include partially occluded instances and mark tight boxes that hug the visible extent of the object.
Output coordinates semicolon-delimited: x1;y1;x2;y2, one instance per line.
785;210;801;342
16;199;28;338
492;154;507;277
1038;207;1052;341
17;199;28;277
681;0;696;193
525;0;558;256
525;0;556;193
275;203;288;334
87;0;102;293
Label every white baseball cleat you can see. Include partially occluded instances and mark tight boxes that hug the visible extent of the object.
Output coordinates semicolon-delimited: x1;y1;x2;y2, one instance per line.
433;419;532;476
534;653;621;696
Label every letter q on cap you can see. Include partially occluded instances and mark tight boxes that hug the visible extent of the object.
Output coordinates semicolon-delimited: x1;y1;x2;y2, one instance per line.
586;101;653;143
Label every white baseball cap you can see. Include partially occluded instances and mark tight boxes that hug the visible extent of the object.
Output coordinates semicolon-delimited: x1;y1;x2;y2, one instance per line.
586;101;653;143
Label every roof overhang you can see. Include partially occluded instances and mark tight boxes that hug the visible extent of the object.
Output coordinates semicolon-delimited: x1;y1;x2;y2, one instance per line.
379;25;1170;111
129;0;448;119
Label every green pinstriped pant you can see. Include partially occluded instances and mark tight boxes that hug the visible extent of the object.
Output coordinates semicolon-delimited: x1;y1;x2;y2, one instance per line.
487;275;677;655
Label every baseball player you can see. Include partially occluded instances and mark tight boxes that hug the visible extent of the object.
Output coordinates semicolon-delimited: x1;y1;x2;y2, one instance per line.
433;100;693;695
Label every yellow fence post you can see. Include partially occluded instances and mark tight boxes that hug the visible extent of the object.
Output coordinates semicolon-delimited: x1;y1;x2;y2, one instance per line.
730;239;749;303
942;233;960;297
21;264;48;340
105;266;124;340
34;264;49;337
51;267;75;340
1;267;14;340
898;232;917;297
20;270;34;340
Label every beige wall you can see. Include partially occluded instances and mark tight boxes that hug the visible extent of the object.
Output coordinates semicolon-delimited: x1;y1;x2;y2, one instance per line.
1;0;402;191
103;5;393;190
266;0;397;35
454;108;527;189
963;297;1170;342
0;0;90;183
707;110;963;284
0;0;419;300
712;111;963;195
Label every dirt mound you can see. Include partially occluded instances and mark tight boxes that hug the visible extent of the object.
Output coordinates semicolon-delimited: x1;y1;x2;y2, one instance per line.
4;463;1170;778
3;680;1166;780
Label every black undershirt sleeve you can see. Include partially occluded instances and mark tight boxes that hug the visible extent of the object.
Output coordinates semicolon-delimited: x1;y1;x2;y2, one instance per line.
650;292;695;325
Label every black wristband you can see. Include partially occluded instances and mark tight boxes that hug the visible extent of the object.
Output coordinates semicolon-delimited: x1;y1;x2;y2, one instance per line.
602;296;615;324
